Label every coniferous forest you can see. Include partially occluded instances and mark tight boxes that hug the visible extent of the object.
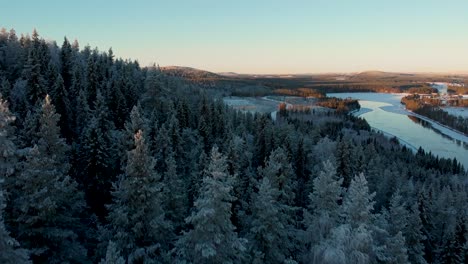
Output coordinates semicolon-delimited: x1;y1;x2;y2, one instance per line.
1;29;467;264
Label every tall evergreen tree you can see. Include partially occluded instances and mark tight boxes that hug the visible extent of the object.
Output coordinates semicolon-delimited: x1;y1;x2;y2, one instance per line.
99;241;125;264
0;95;16;178
249;177;296;264
10;95;87;263
107;130;171;263
405;202;427;264
304;160;343;259
342;173;376;228
259;147;297;206
0;96;30;263
175;146;246;264
77;90;116;219
0;182;30;264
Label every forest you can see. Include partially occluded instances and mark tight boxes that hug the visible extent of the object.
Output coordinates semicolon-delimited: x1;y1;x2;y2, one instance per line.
401;95;468;135
1;29;467;264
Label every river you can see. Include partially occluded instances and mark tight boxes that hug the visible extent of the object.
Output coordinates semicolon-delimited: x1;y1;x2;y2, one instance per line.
328;93;468;168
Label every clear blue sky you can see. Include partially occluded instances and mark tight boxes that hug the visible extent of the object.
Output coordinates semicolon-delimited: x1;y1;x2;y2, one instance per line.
3;0;468;74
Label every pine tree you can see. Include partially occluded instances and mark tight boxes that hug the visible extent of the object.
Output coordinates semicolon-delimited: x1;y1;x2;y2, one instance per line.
60;37;73;89
50;74;72;139
107;130;171;262
0;95;16;178
163;150;187;230
249;177;296;264
175;146;246;264
383;231;410;264
21;31;47;106
342;173;376;228
259;147;297;206
0;96;30;263
99;241;125;264
386;191;410;236
0;78;11;99
121;104;148;161
312;173;378;264
405;203;427;264
11;95;87;263
0;182;31;264
78;90;116;219
304;160;343;252
335;137;356;188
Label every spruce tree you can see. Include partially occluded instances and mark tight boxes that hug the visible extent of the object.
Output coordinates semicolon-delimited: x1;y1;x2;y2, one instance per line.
11;95;87;263
107;130;171;262
0;95;16;178
0;182;30;264
78;90;116;219
304;160;343;254
342;173;376;228
99;241;125;264
249;177;296;264
175;146;246;264
259;147;297;206
0;96;30;263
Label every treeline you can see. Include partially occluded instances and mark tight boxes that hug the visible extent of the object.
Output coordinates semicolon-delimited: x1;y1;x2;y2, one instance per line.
407;86;438;94
316;97;360;113
402;95;468;134
1;29;467;264
273;88;325;98
447;85;468;95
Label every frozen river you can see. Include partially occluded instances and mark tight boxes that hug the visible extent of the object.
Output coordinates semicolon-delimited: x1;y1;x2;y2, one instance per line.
328;93;468;168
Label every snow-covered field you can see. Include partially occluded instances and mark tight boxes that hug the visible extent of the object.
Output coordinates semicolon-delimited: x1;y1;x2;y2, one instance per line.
223;97;279;114
443;107;468;118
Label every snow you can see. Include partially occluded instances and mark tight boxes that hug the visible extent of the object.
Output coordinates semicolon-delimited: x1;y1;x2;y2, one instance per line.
430;82;448;94
223;97;279;114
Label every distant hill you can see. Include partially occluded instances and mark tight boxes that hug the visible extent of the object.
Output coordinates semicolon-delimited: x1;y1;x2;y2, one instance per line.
352;71;415;79
217;72;240;77
161;66;220;80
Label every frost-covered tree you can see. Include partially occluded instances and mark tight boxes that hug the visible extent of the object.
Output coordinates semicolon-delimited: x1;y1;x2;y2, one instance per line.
0;95;16;178
384;232;410;264
312;173;379;264
0;181;30;264
175;146;246;264
50;74;72;139
163;150;187;229
312;224;374;264
0;98;30;263
335;137;354;188
77;90;116;218
404;202;427;264
11;95;87;263
121;104;148;160
99;241;125;264
342;173;376;228
304;160;343;257
259;147;297;206
107;130;171;263
249;177;296;264
386;191;410;236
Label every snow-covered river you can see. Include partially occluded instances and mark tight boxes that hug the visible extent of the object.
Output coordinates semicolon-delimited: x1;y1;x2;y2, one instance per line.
328;93;468;168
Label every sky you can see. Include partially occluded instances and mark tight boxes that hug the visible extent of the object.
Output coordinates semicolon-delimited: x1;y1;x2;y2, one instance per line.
2;0;468;74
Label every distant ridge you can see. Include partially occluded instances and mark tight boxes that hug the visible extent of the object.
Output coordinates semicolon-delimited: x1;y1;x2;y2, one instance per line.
161;66;220;79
